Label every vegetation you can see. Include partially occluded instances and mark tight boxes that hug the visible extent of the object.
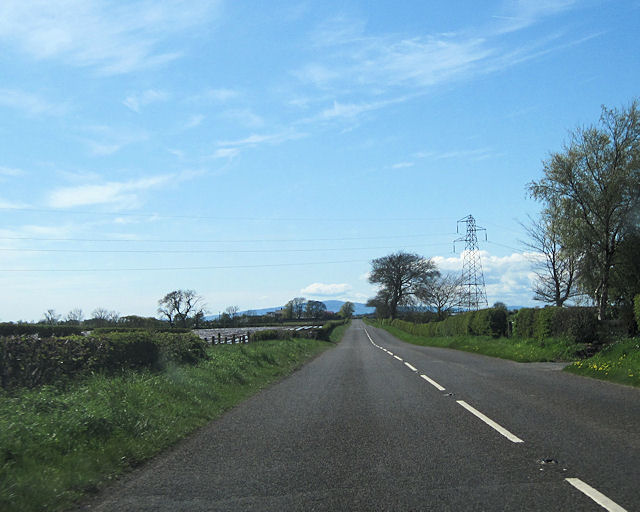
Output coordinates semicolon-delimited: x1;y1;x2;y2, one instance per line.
565;338;640;387
367;251;439;319
0;336;336;512
157;289;207;328
367;320;584;363
379;308;508;339
513;307;598;344
528;99;640;320
0;331;207;390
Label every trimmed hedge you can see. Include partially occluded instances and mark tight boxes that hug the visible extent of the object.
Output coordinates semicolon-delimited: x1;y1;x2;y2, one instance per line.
90;326;191;334
0;323;83;338
249;329;294;342
513;307;598;343
384;308;508;339
318;319;348;341
0;331;207;389
635;294;640;330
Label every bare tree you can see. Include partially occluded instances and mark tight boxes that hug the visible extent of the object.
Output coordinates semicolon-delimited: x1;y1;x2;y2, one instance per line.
418;273;463;320
368;251;439;319
521;213;579;306
225;305;240;318
65;308;84;325
42;309;60;325
157;289;207;328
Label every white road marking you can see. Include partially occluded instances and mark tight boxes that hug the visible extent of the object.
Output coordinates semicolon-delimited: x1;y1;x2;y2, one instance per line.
420;374;446;391
456;400;524;443
388;351;394;356
565;478;628;512
394;355;403;361
404;362;417;372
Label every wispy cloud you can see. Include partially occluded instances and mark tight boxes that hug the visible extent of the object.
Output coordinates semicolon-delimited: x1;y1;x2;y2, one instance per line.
0;0;220;74
391;162;414;169
301;282;352;296
123;89;169;112
214;130;307;158
190;88;240;104
294;4;583;124
80;125;148;156
0;88;67;116
414;148;498;162
0;166;25;177
184;114;205;129
48;175;173;208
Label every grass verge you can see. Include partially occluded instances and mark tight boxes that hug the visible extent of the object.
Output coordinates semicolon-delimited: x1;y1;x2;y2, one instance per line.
0;337;334;512
564;338;640;387
367;320;585;362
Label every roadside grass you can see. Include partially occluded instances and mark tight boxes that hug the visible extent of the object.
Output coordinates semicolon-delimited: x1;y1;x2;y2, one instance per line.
0;337;335;512
329;321;351;343
367;320;585;362
565;338;640;387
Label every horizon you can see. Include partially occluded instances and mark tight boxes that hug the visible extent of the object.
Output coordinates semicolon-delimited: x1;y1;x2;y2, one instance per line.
1;1;638;322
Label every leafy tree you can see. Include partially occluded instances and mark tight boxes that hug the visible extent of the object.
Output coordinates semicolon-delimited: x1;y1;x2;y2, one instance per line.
521;212;578;306
368;251;439;319
418;273;462;320
528;100;640;319
157;289;207;328
283;297;306;320
305;300;327;318
366;289;392;318
338;301;355;319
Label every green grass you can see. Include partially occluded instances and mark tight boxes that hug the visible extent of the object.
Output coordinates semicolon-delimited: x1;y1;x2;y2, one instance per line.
565;338;640;387
0;337;335;512
368;320;585;362
329;320;351;343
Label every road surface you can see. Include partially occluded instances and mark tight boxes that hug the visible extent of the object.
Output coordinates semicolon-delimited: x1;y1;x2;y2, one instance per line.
79;320;639;511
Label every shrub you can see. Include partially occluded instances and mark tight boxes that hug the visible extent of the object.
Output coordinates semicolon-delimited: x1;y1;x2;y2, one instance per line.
635;294;640;330
249;329;293;342
513;308;536;338
512;306;598;342
0;323;83;337
318;320;347;341
0;331;208;389
386;308;507;339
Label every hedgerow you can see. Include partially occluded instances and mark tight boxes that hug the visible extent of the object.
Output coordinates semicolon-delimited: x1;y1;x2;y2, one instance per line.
635;294;640;330
383;308;508;338
513;307;598;343
0;331;207;390
0;323;83;337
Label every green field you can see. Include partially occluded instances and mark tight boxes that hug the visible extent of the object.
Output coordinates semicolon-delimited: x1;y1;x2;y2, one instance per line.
0;336;336;512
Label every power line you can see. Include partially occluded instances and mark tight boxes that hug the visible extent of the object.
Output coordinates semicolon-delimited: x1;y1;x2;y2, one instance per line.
0;232;457;244
0;259;370;273
0;243;452;255
0;206;453;223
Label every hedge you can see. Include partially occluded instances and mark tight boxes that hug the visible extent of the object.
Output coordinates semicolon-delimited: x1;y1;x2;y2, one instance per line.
635;294;640;330
317;319;348;341
0;331;207;390
513;307;598;343
0;323;83;338
384;308;508;339
90;326;191;335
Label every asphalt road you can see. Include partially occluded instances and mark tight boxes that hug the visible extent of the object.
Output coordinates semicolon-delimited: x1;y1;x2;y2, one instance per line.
79;320;639;511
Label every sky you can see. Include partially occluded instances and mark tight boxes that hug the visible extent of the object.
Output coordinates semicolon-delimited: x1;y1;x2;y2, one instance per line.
1;0;638;322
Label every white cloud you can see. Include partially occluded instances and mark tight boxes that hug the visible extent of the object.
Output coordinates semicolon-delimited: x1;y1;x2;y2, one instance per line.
0;166;25;177
301;282;352;296
184;114;205;129
123;89;169;112
81;126;149;156
214;130;307;158
190;88;239;103
0;0;220;74
391;162;414;169
220;109;264;128
0;88;66;116
48;175;172;208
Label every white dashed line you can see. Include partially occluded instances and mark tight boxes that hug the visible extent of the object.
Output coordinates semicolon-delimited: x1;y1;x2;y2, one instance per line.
404;362;417;372
456;400;524;443
565;478;628;512
420;374;446;391
393;355;403;361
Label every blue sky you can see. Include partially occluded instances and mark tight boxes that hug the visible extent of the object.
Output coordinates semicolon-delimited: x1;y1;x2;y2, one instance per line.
1;0;638;321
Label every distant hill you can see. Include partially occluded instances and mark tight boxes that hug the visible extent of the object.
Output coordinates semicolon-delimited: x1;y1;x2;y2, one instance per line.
207;300;374;320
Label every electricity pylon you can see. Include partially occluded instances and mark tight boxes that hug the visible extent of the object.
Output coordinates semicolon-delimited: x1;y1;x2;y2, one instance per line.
454;215;488;311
